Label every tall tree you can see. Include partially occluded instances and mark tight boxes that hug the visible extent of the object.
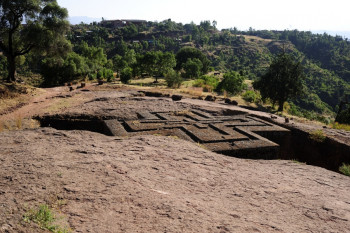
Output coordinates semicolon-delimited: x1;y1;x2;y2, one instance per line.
0;0;70;82
175;47;210;74
253;52;305;111
157;52;176;78
182;58;202;79
139;51;176;82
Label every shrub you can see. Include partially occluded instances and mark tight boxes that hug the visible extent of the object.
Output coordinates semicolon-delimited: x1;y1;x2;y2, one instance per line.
242;90;260;103
193;75;219;92
104;68;114;82
23;204;70;232
331;122;350;131
97;69;104;79
120;67;133;84
165;69;183;88
216;71;246;95
336;107;350;124
87;72;96;80
339;163;350;176
309;130;326;142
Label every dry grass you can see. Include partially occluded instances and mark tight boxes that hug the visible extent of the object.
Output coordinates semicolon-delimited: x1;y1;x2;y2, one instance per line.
173;110;193;116
0;118;40;132
331;122;350;131
309;130;326;142
130;77;167;87
179;87;203;97
243;35;273;45
43;94;80;114
0;83;41;114
15;114;22;129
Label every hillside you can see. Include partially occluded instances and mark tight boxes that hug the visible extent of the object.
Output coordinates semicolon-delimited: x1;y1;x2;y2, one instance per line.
1;19;350;123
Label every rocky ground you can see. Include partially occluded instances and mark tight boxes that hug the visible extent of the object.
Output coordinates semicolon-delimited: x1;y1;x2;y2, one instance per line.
0;83;350;232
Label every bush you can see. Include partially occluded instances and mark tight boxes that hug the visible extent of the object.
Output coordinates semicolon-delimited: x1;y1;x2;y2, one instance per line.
331;122;350;131
242;90;260;103
23;204;69;232
165;69;183;88
88;72;96;80
193;75;219;92
339;163;350;176
216;71;246;95
336;107;350;124
288;102;332;124
309;130;326;142
97;70;104;79
103;68;114;82
120;67;133;84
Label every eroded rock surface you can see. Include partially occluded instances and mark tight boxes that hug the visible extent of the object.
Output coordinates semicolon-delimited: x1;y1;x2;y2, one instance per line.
0;128;349;232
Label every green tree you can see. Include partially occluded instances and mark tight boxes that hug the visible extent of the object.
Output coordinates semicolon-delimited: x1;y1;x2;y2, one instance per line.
216;71;246;95
112;54;127;78
139;51;158;78
175;47;210;74
41;52;88;86
182;58;203;79
253;53;305;111
157;52;176;78
124;49;137;66
165;69;183;88
139;51;176;82
120;66;133;84
0;0;70;82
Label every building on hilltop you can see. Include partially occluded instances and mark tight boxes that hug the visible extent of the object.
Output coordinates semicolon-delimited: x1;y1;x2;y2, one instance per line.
100;19;147;28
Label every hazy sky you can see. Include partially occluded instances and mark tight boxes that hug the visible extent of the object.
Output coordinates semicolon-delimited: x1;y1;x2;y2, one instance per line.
57;0;350;31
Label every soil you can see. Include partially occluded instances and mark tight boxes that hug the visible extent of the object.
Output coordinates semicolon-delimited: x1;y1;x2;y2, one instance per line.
0;83;350;232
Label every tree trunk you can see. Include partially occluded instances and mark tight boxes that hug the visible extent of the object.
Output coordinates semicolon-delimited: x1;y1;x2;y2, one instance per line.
278;100;284;112
6;55;16;83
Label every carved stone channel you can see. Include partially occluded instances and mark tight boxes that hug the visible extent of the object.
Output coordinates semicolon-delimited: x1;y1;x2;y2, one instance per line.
104;110;290;159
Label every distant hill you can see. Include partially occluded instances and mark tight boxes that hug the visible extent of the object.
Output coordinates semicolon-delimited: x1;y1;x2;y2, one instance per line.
68;16;100;25
312;30;350;40
66;20;350;122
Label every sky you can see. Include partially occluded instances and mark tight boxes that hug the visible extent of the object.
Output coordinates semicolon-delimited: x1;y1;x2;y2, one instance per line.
57;0;350;32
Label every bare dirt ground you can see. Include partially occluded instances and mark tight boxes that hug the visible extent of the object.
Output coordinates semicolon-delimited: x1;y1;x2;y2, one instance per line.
0;83;350;232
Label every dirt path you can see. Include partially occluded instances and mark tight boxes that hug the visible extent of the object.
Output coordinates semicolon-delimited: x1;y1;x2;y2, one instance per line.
0;85;80;121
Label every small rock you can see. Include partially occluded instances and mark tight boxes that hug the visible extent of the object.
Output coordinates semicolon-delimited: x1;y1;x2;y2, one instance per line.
225;98;231;104
69;86;74;91
230;100;238;105
205;95;216;101
172;95;182;101
285;117;290;123
144;91;163;97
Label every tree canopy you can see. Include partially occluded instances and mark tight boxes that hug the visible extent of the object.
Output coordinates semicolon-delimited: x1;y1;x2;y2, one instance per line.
0;0;70;82
216;71;246;95
253;52;305;111
175;47;210;74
